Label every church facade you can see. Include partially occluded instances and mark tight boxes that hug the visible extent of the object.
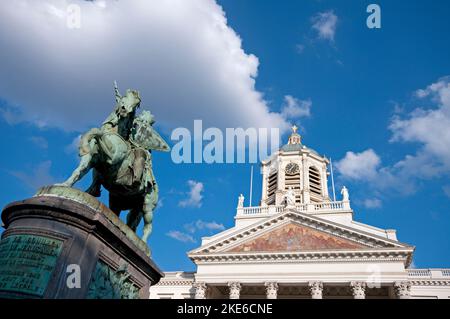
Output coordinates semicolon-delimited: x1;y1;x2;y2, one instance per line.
150;128;450;299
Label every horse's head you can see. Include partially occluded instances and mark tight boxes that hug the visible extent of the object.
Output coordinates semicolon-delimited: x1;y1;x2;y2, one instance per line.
114;82;141;118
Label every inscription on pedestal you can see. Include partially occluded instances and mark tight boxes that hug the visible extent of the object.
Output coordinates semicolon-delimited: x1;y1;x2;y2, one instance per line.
0;234;63;297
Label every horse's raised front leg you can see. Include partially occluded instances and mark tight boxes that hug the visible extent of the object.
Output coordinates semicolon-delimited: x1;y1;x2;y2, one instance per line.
142;190;158;243
60;153;93;187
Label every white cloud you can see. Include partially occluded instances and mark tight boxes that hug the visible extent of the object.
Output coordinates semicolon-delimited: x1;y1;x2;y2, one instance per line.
335;149;381;180
196;220;224;231
9;160;57;190
184;223;197;234
336;150;417;196
168;220;224;243
29;136;48;150
179;180;204;208
184;219;225;234
166;230;195;243
281;95;312;119
311;10;338;42
391;152;443;180
415;89;429;99
336;77;450;197
363;198;382;209
0;0;292;134
389;77;450;177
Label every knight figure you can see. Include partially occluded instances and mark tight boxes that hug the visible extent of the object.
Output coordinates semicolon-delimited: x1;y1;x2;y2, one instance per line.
59;82;170;243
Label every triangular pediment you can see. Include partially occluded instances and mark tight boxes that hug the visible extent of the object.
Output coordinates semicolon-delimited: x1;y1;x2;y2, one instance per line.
225;222;369;253
189;210;413;257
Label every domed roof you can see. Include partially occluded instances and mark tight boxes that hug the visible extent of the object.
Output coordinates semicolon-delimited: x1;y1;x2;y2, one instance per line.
280;142;303;152
280;125;319;155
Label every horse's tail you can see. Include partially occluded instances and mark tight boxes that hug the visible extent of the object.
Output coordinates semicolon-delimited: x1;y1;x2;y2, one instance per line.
79;128;102;156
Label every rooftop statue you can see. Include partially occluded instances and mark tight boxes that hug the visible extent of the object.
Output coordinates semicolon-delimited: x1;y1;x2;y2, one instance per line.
341;186;349;202
59;82;170;243
283;187;296;208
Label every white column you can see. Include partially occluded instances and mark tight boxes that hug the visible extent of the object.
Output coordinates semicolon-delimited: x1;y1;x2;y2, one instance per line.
308;281;323;299
265;282;278;299
194;282;207;299
394;281;411;299
350;281;366;299
228;282;241;299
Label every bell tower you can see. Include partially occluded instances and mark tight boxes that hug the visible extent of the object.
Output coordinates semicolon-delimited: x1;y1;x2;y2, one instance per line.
260;125;330;206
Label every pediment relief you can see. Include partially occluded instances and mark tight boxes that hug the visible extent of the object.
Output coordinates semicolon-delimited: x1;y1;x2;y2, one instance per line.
226;222;369;253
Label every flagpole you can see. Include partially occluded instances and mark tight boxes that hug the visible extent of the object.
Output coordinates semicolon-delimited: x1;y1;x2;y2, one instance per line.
330;158;336;201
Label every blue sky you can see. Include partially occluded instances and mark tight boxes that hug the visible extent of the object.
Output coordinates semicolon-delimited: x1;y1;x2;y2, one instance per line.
1;0;450;272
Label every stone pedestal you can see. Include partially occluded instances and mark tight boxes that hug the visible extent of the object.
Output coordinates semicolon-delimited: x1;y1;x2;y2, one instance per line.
0;185;163;299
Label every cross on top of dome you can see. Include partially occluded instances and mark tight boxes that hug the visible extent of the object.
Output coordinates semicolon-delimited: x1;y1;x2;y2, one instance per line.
288;124;302;145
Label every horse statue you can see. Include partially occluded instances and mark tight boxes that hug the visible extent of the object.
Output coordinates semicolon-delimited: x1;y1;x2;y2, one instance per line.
59;82;170;243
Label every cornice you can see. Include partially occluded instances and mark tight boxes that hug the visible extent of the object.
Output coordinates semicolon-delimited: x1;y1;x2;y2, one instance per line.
155;279;195;286
189;248;413;265
409;280;450;286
